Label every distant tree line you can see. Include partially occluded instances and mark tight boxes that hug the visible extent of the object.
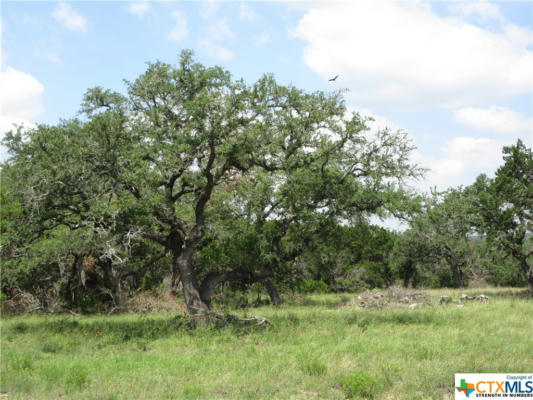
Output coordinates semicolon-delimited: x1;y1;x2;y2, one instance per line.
1;52;531;321
391;140;532;290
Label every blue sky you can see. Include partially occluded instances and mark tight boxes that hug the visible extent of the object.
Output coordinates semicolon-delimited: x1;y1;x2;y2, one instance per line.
1;1;532;192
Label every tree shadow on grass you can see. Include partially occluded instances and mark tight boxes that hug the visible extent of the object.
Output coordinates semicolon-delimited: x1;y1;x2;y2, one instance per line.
5;313;274;343
6;315;192;341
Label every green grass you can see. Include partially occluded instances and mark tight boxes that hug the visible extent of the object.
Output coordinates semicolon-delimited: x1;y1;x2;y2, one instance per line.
1;288;532;399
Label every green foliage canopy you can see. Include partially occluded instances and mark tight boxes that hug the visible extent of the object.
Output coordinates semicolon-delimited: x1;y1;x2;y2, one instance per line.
1;51;422;318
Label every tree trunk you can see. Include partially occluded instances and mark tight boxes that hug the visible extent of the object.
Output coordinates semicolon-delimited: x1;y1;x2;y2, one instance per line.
199;270;283;306
400;260;416;288
445;252;464;288
59;257;73;306
110;266;121;306
200;270;248;307
523;259;533;291
100;259;121;305
450;263;464;288
175;244;211;324
64;254;86;305
262;278;282;305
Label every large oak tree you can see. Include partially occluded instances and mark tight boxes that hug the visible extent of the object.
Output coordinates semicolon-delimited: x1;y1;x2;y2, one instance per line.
2;51;421;322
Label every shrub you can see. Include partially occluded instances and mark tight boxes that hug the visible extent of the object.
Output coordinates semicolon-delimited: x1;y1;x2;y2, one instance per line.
330;277;369;292
301;360;327;376
12;321;29;333
11;354;33;371
140;272;155;291
136;339;149;351
358;261;385;288
182;385;203;398
341;371;381;399
65;366;88;389
298;280;330;294
41;341;62;353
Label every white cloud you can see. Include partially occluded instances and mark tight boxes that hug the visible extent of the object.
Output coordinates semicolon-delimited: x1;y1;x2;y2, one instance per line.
358;108;402;134
413;137;504;191
198;39;234;61
240;3;257;22
448;1;503;22
52;3;87;32
0;115;36;138
128;2;150;18
207;20;234;41
293;2;533;109
198;12;235;61
0;67;43;159
167;11;188;42
199;0;220;20
449;2;533;49
356;108;526;192
503;23;533;48
455;106;533;135
0;67;44;120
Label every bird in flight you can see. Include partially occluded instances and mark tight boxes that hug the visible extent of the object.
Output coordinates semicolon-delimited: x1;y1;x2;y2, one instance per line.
328;75;339;81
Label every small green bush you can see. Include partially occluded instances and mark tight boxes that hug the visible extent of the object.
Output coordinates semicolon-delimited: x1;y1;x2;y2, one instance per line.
298;280;330;294
12;321;29;333
11;354;33;371
301;360;327;376
65;367;88;389
182;385;203;398
41;341;62;353
358;261;385;288
330;277;369;292
136;339;149;351
140;272;155;291
341;371;381;399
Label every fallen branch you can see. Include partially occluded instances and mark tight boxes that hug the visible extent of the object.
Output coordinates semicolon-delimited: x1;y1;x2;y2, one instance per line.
190;308;273;327
108;306;125;315
225;315;272;326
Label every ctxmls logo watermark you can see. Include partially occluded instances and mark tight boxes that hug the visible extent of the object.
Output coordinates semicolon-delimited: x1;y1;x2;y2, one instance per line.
456;374;533;399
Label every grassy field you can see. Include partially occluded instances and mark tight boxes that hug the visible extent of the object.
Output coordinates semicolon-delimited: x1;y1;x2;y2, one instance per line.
1;287;532;400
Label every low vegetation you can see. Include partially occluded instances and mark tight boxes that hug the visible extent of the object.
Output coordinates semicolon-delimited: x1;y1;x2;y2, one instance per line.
2;288;531;399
